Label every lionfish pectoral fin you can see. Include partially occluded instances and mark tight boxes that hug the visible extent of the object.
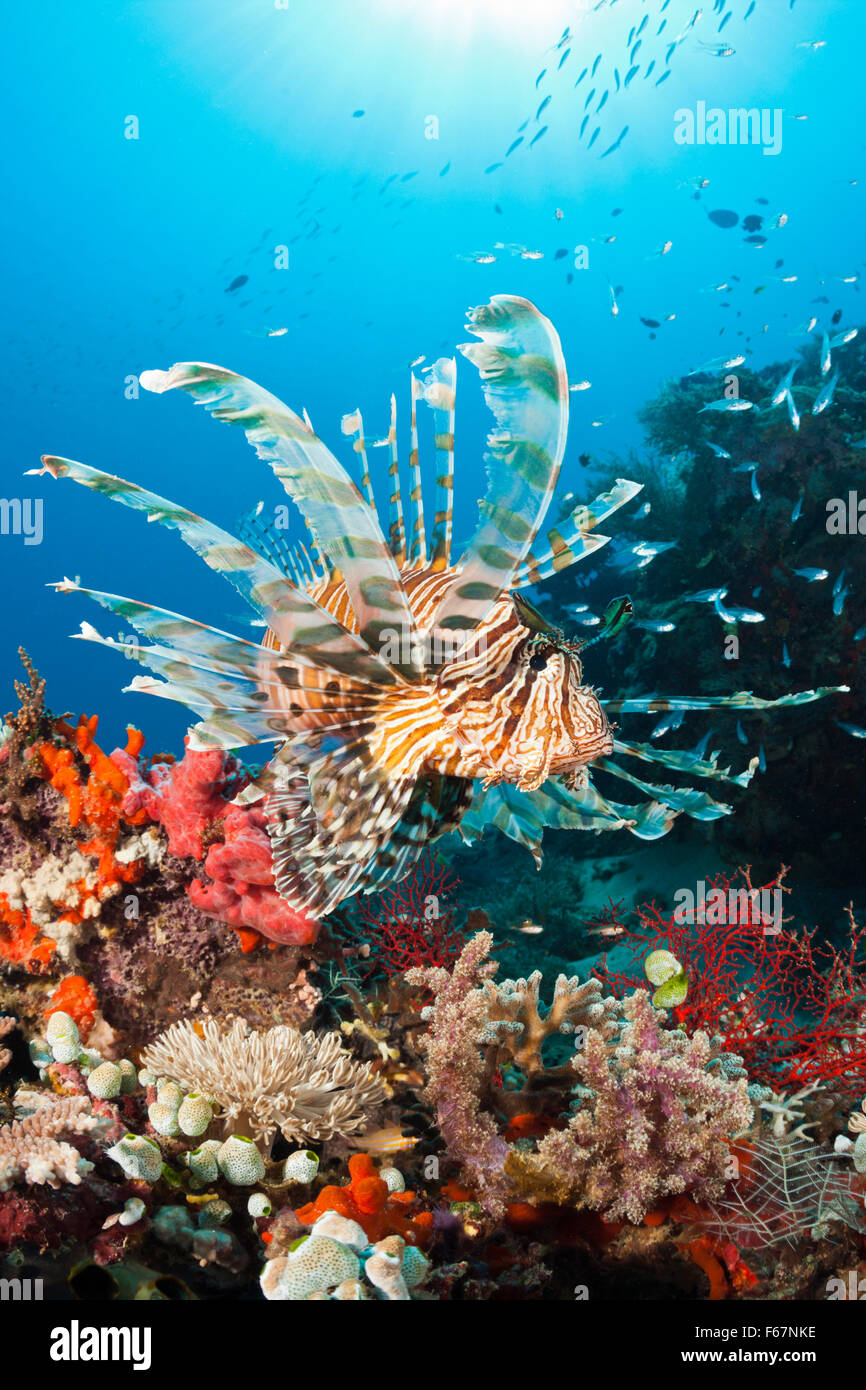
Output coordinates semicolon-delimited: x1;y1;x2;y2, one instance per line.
40;459;397;689
264;735;419;918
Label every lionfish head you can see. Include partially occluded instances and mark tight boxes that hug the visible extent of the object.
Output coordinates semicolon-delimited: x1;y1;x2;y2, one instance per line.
434;591;613;793
510;599;614;782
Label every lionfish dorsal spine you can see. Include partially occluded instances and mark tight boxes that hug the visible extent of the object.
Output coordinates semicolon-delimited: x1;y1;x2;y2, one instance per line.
407;373;427;567
385;393;407;566
424;357;457;572
137;363;423;680
341;407;377;514
424;295;569;662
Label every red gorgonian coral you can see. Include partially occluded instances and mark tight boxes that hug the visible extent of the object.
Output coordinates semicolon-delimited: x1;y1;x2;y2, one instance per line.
592;866;866;1098
353;852;465;977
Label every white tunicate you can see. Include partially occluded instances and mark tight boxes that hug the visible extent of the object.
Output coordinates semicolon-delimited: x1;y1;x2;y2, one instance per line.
217;1135;266;1186
177;1093;213;1137
87;1062;123;1100
46;1012;77;1044
247;1192;272;1219
148;1102;181;1137
107;1134;163;1184
283;1149;319;1185
379;1166;405;1194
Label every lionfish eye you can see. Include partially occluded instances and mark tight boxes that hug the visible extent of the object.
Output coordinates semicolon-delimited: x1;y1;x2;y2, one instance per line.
529;651;548;671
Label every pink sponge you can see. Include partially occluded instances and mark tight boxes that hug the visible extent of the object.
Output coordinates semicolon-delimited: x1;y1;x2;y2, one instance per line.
110;740;317;950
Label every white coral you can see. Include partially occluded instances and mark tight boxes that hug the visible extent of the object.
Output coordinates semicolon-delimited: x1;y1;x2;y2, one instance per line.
0;1093;112;1191
141;1017;385;1147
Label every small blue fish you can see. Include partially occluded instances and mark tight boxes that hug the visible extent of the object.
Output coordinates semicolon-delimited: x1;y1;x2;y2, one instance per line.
634;618;677;633
820;332;831;376
651;710;686;739
791;495;803;523
705;441;731;459
833;586;850;617
715;595;765;624
854;624;866;642
785;390;800;431
836;720;866;740
757;743;766;772
792;567;829;581
771;363;797;406
831;328;857;347
750;470;762;503
736;720;749;745
812;371;839;415
782;641;791;668
833;569;847;596
683;586;728;604
600;126;629;158
591;52;602;76
692;729;713;758
700;399;754;413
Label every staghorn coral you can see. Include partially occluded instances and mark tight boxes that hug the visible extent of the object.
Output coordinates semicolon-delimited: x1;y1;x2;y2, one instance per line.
140;1016;386;1149
0;1092;111;1190
408;931;753;1223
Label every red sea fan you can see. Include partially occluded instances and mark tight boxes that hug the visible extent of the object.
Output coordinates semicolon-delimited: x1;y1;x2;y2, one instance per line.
353;853;465;977
593;867;866;1099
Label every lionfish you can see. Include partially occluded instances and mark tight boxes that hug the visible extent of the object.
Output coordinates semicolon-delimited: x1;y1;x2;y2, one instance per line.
37;295;843;928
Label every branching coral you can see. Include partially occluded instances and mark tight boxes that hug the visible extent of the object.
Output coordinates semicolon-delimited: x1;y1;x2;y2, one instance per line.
351;852;466;978
140;1017;386;1149
408;931;754;1223
0;649;54;821
0;1093;111;1190
508;990;754;1223
0;1016;15;1073
595;869;866;1099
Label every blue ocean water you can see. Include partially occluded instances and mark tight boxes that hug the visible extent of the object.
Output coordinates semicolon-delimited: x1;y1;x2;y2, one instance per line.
2;0;862;755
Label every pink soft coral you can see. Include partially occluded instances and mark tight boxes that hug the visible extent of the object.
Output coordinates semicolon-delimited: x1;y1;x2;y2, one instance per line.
110;738;317;950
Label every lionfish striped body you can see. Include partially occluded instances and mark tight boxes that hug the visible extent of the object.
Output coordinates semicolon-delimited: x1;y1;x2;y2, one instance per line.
38;295;844;932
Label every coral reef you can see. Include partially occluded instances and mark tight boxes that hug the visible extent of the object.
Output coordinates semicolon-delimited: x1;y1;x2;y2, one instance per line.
407;931;753;1223
140;1016;386;1148
111;736;317;951
595;868;866;1099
